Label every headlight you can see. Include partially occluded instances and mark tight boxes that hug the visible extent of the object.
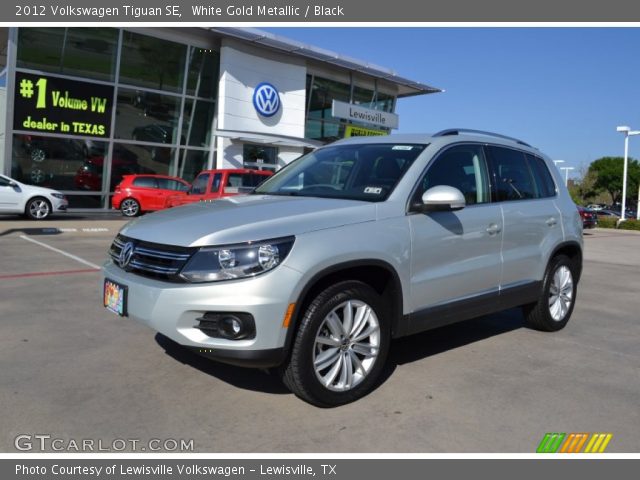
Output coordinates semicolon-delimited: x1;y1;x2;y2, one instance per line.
179;237;294;283
51;193;66;199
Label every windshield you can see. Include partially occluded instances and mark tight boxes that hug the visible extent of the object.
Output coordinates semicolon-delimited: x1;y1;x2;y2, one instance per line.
254;143;426;201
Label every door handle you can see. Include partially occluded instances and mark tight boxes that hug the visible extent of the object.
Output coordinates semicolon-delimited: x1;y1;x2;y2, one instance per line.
546;217;557;226
486;223;502;235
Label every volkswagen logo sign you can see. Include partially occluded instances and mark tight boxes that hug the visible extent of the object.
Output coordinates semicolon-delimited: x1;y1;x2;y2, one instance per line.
118;242;135;270
253;82;280;117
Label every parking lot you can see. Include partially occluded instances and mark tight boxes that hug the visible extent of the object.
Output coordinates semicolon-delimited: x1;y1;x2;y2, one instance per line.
1;216;639;452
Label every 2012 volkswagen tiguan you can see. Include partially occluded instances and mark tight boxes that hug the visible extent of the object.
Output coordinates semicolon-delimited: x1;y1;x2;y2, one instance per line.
102;129;582;407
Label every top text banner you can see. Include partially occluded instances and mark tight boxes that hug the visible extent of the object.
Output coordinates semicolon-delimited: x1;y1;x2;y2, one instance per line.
7;0;640;22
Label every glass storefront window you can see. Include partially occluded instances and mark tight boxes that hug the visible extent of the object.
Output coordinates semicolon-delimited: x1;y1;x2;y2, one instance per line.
305;119;346;143
177;149;209;182
119;31;186;93
17;28;118;82
308;76;351;116
115;88;182;144
10;29;218;208
12;134;108;191
186;48;219;99
243;144;278;171
376;92;395;113
352;85;374;108
182;99;215;147
111;143;176;190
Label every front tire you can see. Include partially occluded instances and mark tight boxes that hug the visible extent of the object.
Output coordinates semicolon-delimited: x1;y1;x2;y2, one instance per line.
25;197;52;220
524;255;577;332
282;281;390;407
120;198;140;217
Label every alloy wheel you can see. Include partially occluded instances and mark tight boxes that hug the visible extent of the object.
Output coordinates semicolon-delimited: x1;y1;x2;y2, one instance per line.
312;300;381;392
548;265;574;321
121;199;139;216
29;199;50;219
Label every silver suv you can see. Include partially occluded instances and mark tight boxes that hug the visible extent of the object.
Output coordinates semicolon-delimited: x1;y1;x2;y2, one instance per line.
102;130;582;407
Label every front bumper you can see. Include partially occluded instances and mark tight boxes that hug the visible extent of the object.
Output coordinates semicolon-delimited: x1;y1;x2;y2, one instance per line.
53;198;68;212
102;260;302;367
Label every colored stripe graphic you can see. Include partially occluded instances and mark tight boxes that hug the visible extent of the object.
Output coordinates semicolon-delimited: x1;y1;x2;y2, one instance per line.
560;433;589;453
537;433;613;453
537;433;566;453
584;433;613;453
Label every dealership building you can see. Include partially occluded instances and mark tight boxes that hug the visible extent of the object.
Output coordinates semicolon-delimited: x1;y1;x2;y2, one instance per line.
0;27;439;209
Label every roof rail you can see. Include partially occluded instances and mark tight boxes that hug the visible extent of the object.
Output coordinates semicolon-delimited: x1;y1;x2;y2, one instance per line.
433;128;532;148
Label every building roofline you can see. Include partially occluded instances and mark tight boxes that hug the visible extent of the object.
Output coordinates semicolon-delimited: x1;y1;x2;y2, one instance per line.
207;27;443;98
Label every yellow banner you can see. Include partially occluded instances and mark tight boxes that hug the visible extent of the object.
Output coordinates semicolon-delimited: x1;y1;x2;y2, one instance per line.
344;125;387;138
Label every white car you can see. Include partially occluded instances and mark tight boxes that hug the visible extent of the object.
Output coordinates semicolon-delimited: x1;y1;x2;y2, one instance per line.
0;174;68;220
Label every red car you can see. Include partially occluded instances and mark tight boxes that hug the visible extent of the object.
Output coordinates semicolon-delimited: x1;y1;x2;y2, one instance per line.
112;174;191;217
165;169;272;208
577;205;598;229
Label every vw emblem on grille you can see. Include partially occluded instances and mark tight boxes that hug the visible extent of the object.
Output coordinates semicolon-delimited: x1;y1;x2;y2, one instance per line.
118;242;135;269
253;82;280;117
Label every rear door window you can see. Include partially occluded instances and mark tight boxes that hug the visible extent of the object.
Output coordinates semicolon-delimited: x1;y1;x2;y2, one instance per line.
486;146;537;201
132;177;158;189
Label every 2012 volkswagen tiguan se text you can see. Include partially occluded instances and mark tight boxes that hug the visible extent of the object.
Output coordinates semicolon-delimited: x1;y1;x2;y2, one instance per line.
102;129;582;407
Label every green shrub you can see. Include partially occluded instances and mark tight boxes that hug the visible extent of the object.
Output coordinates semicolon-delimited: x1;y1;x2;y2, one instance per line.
618;219;640;231
597;217;617;229
595;217;640;230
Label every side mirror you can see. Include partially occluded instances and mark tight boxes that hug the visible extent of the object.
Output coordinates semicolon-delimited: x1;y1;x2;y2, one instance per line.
417;185;466;212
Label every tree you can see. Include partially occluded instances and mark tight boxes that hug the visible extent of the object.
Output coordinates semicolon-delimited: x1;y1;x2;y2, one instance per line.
568;164;599;205
588;156;640;205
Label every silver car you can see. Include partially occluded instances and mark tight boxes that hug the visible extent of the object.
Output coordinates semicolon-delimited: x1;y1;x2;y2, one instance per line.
102;129;582;407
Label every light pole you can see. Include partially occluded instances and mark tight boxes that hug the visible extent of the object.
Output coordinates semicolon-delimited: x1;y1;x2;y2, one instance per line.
560;166;574;187
616;126;640;222
553;160;565;168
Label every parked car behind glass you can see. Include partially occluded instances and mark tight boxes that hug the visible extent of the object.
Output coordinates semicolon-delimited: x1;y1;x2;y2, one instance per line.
0;174;68;220
112;174;190;217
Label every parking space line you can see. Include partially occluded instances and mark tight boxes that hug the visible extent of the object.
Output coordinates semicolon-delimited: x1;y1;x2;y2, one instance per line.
0;269;99;280
19;235;102;270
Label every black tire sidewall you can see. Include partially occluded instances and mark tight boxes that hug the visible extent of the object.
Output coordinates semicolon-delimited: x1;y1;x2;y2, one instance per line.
290;281;390;407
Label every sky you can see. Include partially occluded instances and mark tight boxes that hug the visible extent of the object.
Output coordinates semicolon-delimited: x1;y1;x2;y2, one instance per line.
265;27;640;179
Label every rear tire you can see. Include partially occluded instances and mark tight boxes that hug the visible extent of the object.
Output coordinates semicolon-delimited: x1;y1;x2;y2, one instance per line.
120;198;140;217
524;255;577;332
282;281;390;407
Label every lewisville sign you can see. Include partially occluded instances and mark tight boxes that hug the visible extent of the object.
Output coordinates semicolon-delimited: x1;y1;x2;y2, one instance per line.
331;100;399;129
14;72;114;138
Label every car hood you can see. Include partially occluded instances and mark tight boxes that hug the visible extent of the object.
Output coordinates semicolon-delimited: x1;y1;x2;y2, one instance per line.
14;180;62;196
120;195;377;247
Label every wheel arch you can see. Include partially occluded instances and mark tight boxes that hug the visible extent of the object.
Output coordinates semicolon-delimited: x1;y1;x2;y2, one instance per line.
283;260;404;361
549;241;583;282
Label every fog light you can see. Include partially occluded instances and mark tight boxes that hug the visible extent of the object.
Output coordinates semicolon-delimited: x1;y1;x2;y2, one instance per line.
195;312;255;340
221;316;242;337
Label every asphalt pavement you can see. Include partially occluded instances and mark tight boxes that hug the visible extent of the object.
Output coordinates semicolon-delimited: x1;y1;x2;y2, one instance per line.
0;219;638;453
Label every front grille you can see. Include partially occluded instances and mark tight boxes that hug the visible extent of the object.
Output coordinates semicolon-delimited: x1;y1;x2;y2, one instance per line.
109;234;195;281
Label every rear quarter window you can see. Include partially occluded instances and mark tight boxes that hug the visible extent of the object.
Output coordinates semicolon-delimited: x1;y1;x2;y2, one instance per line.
526;154;557;198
